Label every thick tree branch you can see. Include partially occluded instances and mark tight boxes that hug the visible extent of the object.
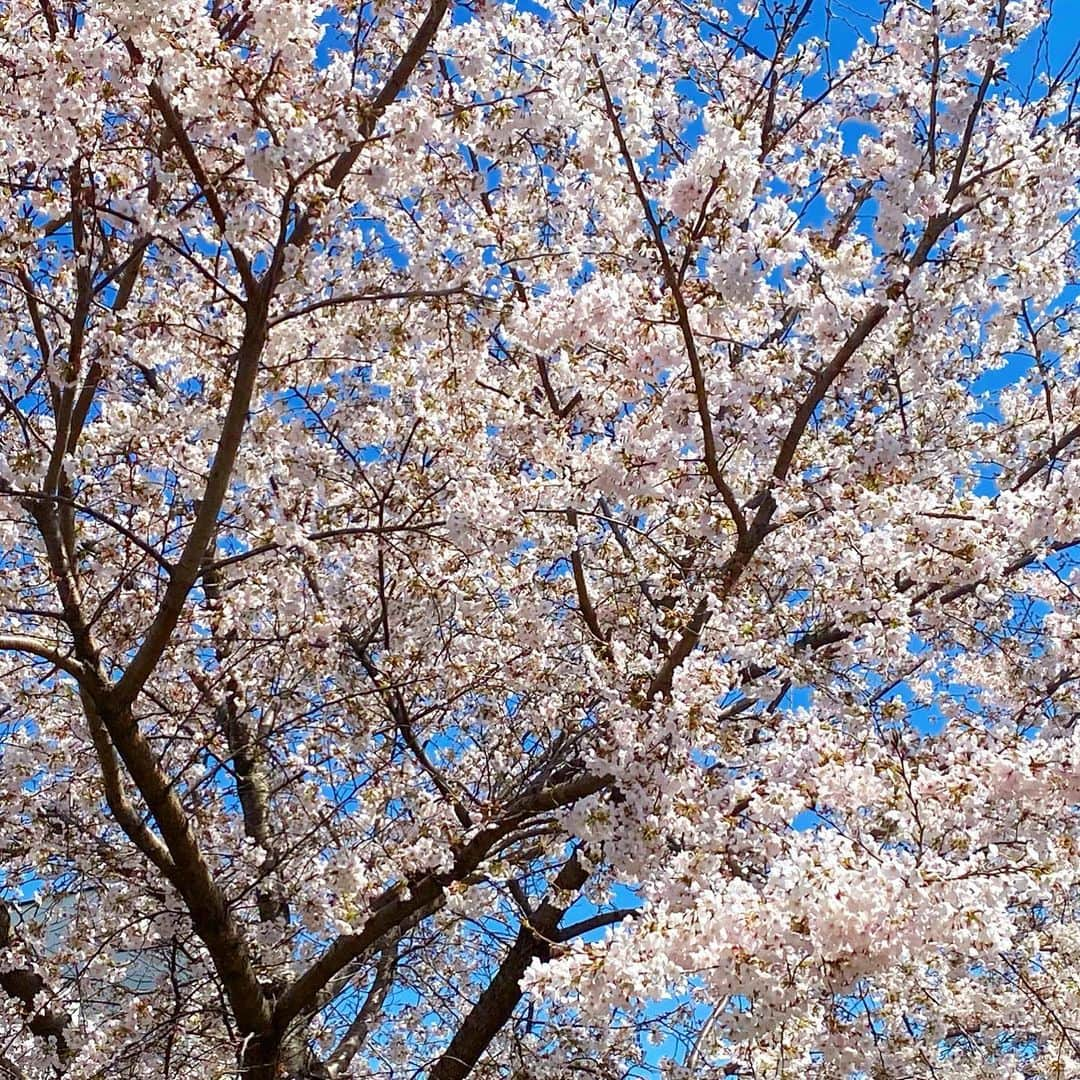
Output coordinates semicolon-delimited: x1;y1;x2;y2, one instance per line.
428;852;590;1080
0;903;70;1064
273;774;610;1029
113;301;269;709
324;0;451;193
82;689;177;878
325;938;399;1078
0;636;86;680
91;692;273;1035
286;0;452;254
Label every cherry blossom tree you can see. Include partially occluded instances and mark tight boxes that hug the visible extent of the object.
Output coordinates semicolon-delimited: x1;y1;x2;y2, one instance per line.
1;0;1080;1075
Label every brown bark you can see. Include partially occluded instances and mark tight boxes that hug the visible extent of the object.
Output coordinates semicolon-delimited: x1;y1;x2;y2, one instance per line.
428;854;589;1080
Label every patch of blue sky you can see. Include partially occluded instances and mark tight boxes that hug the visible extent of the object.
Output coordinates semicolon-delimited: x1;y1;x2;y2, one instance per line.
313;2;359;64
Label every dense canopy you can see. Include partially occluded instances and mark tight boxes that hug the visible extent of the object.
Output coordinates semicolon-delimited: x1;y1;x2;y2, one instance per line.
2;0;1080;1077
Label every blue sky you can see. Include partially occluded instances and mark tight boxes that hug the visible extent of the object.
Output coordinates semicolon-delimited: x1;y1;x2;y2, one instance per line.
772;0;1080;87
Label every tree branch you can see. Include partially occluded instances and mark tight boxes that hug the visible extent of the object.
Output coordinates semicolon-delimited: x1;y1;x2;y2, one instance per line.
428;852;590;1080
272;773;610;1028
268;284;468;327
325;937;400;1078
0;636;86;680
113;302;269;709
595;59;748;543
0;903;70;1065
